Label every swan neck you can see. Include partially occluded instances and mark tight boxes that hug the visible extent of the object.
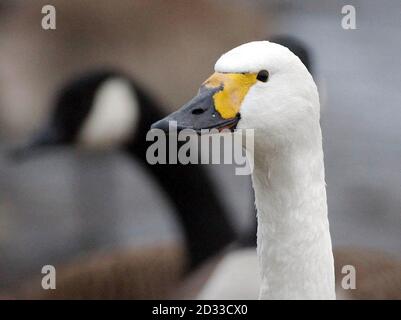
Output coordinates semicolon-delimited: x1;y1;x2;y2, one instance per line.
252;136;335;299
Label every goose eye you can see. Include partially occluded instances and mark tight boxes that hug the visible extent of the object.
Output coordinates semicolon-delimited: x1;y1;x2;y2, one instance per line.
256;70;269;82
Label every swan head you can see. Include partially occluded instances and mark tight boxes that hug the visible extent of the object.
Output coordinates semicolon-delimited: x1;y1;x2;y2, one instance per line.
152;41;320;150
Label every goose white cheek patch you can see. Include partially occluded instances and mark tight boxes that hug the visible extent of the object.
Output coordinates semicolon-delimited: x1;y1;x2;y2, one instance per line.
78;78;139;148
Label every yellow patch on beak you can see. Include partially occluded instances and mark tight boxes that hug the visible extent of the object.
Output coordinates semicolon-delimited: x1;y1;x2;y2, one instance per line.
203;72;257;119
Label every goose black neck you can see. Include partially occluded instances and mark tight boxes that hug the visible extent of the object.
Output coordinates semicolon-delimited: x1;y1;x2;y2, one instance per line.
125;86;236;270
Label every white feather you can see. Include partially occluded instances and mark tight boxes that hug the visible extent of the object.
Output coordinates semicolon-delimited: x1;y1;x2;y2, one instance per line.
79;78;139;148
198;249;260;300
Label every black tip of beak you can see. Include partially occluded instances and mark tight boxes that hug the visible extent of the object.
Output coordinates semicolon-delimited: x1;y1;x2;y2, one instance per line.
151;118;171;133
151;112;191;134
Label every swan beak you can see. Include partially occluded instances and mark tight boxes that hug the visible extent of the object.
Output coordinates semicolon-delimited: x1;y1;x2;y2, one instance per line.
151;86;240;134
152;72;256;133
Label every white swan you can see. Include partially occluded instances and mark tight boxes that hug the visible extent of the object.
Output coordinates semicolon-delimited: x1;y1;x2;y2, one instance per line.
152;40;336;299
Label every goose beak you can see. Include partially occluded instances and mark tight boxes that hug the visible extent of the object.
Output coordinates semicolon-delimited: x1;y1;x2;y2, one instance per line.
151;72;256;134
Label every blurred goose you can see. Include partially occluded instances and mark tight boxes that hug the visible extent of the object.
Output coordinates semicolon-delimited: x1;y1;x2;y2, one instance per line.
10;69;235;299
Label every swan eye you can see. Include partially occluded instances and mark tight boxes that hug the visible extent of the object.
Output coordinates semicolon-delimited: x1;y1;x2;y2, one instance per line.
256;70;269;82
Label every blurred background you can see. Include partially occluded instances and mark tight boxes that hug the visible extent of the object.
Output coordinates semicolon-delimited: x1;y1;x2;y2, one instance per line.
0;0;400;298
